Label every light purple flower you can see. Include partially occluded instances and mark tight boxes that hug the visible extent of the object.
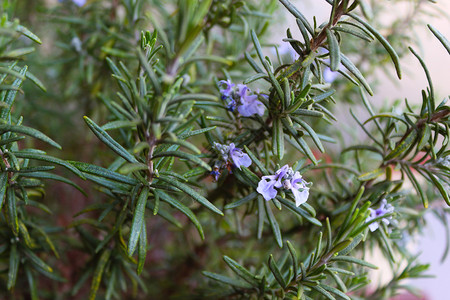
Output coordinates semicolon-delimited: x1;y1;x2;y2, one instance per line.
219;80;235;100
282;171;310;206
229;143;251;169
257;165;310;206
238;94;265;117
256;165;288;201
365;199;394;232
217;80;266;117
236;85;265;117
212;142;252;178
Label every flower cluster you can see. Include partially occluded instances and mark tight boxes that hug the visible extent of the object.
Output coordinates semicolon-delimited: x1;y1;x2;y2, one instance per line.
365;199;394;232
218;80;266;117
211;142;252;180
257;165;310;207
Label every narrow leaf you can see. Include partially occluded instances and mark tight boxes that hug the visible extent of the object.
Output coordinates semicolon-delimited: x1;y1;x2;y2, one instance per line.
84;116;138;163
128;186;149;256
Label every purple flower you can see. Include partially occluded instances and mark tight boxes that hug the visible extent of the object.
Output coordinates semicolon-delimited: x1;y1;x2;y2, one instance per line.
229;143;251;169
365;199;394;232
212;142;252;177
256;165;288;201
226;99;237;112
236;84;265;117
217;80;266;117
282;171;310;206
257;165;310;206
219;80;235;100
238;93;265;117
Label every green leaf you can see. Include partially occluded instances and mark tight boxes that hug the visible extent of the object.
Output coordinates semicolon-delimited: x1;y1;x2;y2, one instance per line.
24;171;85;195
338;233;364;256
273;118;284;161
24;265;38;300
326;29;340;71
0;124;61;149
295;118;324;153
417;125;431;151
268;255;287;288
320;284;351;300
89;249;111;300
290;109;324;118
349;13;401;79
101;120;140;131
428;25;450;55
224;191;259;210
1;66;27;120
384;129;418;161
202;271;253;289
22;247;53;273
16;25;42;44
7;243;19;290
358;168;384;181
13;151;85;179
177;126;216;139
137;220;147;275
128;186;149;256
137;48;162;95
0;172;7;210
279;0;313;34
265;201;283;248
157;176;223;216
156;190;204;239
158;138;201;154
69;161;138;185
223;256;261;287
331;256;377;269
243;145;268;175
6;188;18;236
286;241;298;277
277;197;322;226
422;169;450;206
340;53;373;95
404;166;428;208
152;150;211;171
310;285;336;300
84;116;138;163
281;118;318;164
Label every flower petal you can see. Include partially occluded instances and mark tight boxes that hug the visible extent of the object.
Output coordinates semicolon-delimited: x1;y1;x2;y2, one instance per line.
291;187;309;207
257;177;278;201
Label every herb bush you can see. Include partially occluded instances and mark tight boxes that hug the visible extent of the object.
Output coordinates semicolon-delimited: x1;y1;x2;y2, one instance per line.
0;0;449;299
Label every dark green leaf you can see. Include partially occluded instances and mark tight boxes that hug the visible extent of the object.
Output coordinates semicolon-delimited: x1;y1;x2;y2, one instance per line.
202;271;253;289
152;150;211;171
84;116;138;163
158;176;223;216
128;186;149;256
89;249;111;300
268;255;287;288
223;256;261;287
